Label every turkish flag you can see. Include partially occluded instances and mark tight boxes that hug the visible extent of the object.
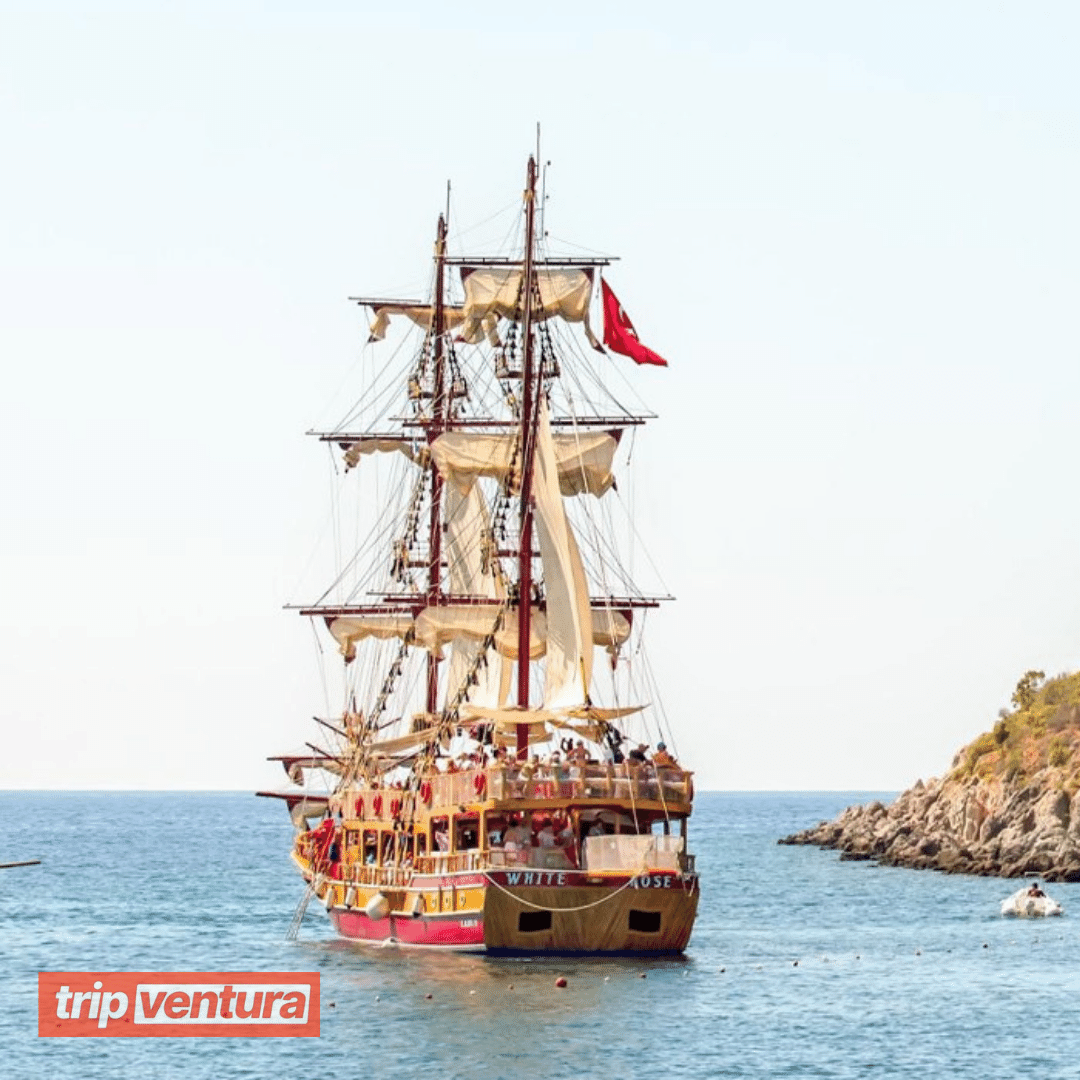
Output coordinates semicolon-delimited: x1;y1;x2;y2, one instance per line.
600;279;668;367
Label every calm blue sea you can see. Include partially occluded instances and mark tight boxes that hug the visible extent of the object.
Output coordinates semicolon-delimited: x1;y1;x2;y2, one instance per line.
2;790;1077;1079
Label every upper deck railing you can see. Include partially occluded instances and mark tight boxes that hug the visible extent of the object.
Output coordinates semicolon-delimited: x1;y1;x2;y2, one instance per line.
338;763;693;820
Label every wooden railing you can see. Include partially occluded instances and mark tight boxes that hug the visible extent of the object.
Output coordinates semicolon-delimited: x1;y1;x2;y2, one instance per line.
426;763;693;809
339;765;693;825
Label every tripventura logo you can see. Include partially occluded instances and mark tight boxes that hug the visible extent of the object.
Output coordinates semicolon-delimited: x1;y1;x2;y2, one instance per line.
38;972;320;1038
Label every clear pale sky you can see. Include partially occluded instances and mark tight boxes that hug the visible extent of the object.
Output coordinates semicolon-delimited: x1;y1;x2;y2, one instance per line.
2;1;1078;791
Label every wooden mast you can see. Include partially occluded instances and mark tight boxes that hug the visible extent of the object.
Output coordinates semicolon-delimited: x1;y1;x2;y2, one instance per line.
515;156;539;759
425;213;449;714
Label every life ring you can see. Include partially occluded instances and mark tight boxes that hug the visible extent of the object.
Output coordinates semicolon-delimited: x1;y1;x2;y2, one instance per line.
473;772;487;797
373;794;383;817
420;781;433;805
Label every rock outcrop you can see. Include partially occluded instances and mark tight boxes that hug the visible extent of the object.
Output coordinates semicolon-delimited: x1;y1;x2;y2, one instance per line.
780;670;1080;881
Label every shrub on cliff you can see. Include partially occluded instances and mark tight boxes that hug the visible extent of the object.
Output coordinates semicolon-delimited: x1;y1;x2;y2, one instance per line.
954;669;1080;781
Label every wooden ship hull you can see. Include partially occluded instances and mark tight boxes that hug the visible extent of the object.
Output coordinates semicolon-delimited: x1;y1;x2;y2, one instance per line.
322;872;699;954
290;761;699;954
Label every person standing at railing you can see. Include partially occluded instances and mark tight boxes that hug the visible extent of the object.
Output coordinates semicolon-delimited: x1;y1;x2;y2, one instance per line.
535;817;556;848
504;814;529;851
653;743;677;768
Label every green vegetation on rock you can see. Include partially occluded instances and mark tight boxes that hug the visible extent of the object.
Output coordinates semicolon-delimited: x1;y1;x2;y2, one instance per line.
955;670;1080;786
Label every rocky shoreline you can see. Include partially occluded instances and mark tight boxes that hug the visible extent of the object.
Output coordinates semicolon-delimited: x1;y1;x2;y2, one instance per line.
780;772;1080;881
781;671;1080;880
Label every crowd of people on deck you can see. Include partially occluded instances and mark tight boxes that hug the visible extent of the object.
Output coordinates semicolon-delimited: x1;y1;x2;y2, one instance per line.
434;738;679;776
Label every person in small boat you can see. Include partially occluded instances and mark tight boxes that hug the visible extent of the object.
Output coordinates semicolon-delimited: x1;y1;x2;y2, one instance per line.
1028;882;1047;898
653;742;677;768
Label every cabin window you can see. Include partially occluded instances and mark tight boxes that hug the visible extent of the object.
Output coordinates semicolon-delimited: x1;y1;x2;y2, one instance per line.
432;818;450;853
628;909;661;933
455;815;480;851
518;910;553;933
362;830;378;866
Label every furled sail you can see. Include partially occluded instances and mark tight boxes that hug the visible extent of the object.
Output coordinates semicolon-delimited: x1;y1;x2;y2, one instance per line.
366;303;466;342
430;430;618;497
327;614;416;663
341;438;421;471
533;397;594;708
458;267;601;348
326;607;629;663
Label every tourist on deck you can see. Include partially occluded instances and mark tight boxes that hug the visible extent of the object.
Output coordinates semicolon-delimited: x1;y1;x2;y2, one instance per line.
653;742;677;768
628;743;649;764
503;814;530;851
535;817;557;848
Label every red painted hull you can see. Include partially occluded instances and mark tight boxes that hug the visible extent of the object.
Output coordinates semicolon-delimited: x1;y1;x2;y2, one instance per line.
329;907;485;949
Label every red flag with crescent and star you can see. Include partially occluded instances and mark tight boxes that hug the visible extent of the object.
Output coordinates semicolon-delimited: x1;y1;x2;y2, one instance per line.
600;279;669;367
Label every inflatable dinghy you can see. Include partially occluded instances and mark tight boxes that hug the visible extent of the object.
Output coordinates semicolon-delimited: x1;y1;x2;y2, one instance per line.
1000;887;1063;917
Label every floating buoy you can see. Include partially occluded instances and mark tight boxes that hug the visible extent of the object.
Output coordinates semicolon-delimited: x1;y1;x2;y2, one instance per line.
792;961;798;967
365;892;390;920
638;972;647;979
555;976;568;988
508;984;514;990
425;993;433;1000
719;968;725;973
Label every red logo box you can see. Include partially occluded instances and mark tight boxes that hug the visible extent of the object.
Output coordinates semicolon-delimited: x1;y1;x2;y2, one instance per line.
38;972;320;1038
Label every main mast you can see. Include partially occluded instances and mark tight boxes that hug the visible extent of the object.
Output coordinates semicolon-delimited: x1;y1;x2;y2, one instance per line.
515;156;539;758
425;212;449;713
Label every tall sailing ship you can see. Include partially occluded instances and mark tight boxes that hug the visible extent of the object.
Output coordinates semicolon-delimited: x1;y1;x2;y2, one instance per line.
261;157;699;953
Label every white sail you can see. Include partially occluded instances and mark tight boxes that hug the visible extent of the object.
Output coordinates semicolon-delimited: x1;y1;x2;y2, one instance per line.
534;397;594;708
443;483;508;708
430;429;618;497
458;266;601;348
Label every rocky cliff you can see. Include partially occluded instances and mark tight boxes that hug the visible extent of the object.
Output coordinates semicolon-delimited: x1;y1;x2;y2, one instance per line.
780;670;1080;881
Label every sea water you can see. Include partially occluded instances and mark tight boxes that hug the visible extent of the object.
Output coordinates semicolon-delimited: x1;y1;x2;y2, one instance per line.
2;790;1077;1079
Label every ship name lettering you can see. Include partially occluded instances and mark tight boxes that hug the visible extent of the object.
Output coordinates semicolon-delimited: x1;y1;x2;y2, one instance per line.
631;875;674;889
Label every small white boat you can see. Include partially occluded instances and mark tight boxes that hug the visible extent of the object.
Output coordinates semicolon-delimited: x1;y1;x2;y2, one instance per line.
1000;886;1063;917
